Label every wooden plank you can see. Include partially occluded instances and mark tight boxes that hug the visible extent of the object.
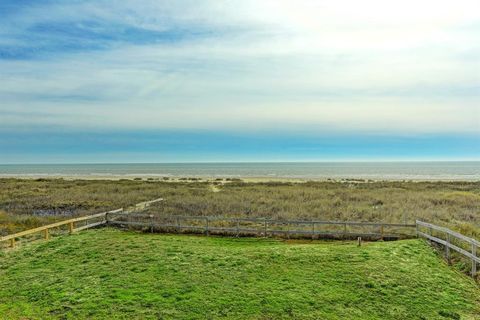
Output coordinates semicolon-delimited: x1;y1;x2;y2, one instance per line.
172;215;211;221
416;230;445;243
418;231;480;264
137;198;164;206
205;217;209;236
0;208;122;242
169;225;204;230
148;215;415;228
109;220;152;227
73;221;107;232
113;217;413;237
130;198;164;212
109;215;412;239
446;233;451;262
417;220;480;246
198;227;240;233
416;220;443;230
472;244;477;277
445;229;480;246
1;220;79;241
447;242;480;264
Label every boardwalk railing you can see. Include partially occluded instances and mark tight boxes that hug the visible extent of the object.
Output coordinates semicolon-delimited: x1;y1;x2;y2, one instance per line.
416;220;479;277
127;198;164;212
0;198;164;249
0;209;123;249
4;200;476;279
107;212;416;240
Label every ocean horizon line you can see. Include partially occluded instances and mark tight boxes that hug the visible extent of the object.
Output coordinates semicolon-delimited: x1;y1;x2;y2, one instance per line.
0;162;478;181
1;160;479;165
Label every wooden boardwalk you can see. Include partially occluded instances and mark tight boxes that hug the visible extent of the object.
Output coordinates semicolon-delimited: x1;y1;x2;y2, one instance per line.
107;212;416;240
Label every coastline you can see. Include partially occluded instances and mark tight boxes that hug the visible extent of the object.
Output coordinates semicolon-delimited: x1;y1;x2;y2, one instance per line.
0;162;478;182
0;174;478;182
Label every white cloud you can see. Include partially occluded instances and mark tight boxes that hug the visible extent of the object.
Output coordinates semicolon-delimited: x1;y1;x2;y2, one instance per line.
0;0;479;135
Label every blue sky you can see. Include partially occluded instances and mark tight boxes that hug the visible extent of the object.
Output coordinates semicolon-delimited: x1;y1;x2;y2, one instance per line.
0;0;479;163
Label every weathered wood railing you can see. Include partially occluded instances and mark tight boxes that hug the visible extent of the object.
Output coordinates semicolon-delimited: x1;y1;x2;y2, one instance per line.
107;213;417;240
3;199;477;280
0;198;164;249
127;198;164;212
416;220;479;277
0;209;123;249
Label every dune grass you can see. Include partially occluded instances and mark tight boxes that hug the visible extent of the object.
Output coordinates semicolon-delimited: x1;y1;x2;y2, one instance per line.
1;178;479;238
0;228;479;319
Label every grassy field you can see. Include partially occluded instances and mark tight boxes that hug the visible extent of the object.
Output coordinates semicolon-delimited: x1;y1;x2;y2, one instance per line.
1;178;479;238
0;228;478;319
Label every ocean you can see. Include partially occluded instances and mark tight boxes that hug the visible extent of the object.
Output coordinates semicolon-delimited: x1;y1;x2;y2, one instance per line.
0;162;479;180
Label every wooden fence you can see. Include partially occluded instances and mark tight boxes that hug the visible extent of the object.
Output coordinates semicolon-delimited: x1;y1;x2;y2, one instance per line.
417;220;479;277
0;209;123;249
106;212;417;240
0;198;164;249
2;200;477;280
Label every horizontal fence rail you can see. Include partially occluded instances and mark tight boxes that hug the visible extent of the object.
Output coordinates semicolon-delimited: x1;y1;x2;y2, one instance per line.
107;213;416;240
0;209;123;249
127;198;164;212
416;220;479;277
0;198;164;250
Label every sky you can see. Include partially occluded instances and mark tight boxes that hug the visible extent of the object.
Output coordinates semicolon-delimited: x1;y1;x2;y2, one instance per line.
0;0;479;163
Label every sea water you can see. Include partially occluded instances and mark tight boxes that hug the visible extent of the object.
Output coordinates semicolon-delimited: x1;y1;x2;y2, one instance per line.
0;162;478;180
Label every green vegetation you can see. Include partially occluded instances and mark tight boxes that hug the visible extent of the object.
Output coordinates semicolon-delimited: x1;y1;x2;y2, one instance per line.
1;178;479;238
0;229;478;319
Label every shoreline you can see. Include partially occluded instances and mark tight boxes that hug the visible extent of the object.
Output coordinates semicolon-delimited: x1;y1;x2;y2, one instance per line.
0;174;478;182
1;162;478;182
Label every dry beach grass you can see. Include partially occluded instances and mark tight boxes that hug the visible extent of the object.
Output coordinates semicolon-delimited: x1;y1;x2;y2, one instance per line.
1;178;479;239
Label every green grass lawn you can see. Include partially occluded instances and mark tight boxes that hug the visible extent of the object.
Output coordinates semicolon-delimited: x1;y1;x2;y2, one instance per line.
0;229;479;319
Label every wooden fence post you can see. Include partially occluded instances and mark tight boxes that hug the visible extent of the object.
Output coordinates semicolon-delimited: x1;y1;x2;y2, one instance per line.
380;225;384;240
0;208;122;250
149;215;154;233
343;223;347;240
236;219;240;237
428;226;433;244
205;217;209;236
472;244;477;277
312;222;315;240
417;220;479;278
445;233;451;263
264;219;267;238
